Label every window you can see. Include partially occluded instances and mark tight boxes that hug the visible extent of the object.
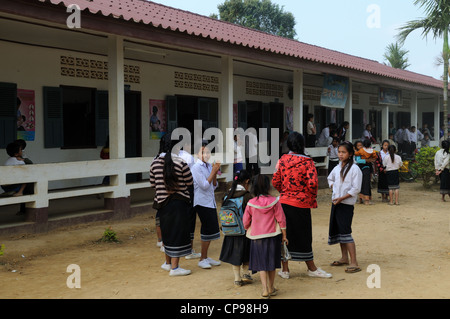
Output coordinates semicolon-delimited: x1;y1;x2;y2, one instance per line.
0;82;17;148
43;86;108;149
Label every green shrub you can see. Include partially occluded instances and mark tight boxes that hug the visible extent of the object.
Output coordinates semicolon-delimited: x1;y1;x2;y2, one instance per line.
411;146;439;187
0;244;5;256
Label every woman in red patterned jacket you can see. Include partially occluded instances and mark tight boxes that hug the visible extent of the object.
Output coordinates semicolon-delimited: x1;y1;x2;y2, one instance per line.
272;132;332;279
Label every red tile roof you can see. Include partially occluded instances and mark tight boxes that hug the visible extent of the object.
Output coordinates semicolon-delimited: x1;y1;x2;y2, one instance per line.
39;0;443;89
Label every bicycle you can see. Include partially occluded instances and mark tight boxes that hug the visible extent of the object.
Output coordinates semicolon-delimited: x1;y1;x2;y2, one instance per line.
399;153;418;182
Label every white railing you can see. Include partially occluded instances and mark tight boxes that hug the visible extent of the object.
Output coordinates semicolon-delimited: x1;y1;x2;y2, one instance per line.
0;157;154;209
0;158;233;210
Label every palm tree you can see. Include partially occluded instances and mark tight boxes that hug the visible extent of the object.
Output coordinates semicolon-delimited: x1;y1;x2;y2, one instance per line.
397;0;450;139
383;42;411;69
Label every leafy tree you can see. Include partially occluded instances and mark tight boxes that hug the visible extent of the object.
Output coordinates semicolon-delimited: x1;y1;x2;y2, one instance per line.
383;42;411;69
210;0;297;39
397;0;450;139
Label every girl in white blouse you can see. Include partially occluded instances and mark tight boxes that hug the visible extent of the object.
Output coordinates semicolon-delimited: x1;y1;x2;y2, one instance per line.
434;140;450;202
382;145;403;205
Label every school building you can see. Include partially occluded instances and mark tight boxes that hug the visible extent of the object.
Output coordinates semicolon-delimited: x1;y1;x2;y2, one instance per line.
0;0;445;235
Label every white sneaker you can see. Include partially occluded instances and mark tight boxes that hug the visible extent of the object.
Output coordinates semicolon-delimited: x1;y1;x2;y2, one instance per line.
308;267;332;278
169;267;191;276
185;251;201;259
205;257;221;266
278;270;290;279
198;259;212;269
161;262;171;271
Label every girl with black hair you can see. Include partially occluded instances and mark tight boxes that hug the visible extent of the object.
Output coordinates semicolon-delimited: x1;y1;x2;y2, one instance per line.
272;131;331;279
435;140;450;202
150;134;194;276
327;141;362;273
383;145;403;205
243;174;287;299
219;169;253;286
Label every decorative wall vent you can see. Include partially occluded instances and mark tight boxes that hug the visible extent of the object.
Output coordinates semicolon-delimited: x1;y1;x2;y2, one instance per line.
60;56;140;83
174;71;219;92
245;81;284;98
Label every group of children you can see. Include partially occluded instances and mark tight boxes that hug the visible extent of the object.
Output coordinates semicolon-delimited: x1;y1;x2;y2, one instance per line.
150;132;376;299
328;137;403;206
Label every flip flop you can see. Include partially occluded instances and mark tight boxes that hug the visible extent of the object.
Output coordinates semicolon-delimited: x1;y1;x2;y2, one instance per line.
345;266;361;273
330;261;349;266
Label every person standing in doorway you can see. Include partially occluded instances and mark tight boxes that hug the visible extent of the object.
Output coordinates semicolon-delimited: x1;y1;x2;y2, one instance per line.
306;114;317;147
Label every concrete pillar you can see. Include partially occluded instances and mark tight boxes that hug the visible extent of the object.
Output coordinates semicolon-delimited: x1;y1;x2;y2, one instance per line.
292;69;303;134
382;105;389;142
411;91;418;140
220;56;234;181
434;96;441;141
344;78;353;142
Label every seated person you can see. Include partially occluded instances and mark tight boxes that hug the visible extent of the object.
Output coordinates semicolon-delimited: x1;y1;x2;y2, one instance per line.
2;142;34;214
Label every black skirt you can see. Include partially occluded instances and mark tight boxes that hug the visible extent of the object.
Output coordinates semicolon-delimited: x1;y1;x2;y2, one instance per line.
440;168;450;194
328;203;354;245
360;166;372;196
281;204;314;262
386;170;400;189
159;199;192;258
249;235;282;272
377;171;389;194
219;235;251;266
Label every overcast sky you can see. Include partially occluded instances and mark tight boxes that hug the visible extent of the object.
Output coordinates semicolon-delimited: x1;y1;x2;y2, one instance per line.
151;0;444;80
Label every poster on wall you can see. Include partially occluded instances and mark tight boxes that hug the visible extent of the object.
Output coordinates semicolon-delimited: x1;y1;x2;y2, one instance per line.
149;99;167;139
320;74;349;109
379;87;402;105
17;89;36;141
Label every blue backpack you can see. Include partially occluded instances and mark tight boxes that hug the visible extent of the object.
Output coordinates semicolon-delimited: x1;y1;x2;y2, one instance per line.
218;196;245;236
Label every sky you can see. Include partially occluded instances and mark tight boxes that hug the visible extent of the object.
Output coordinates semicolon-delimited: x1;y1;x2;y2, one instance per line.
151;0;445;80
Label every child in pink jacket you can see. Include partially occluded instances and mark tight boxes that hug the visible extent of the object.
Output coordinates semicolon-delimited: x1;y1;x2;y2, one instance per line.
243;174;287;299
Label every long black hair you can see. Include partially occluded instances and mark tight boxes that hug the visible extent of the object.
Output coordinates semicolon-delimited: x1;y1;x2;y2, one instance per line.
224;169;251;201
338;141;354;181
251;174;271;198
388;144;397;163
442;140;450;154
161;133;181;192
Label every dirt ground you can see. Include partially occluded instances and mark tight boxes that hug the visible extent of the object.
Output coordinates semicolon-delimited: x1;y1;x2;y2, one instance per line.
0;181;449;300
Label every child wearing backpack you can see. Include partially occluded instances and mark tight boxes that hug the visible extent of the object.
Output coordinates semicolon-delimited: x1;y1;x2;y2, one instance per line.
219;170;253;286
243;174;287;299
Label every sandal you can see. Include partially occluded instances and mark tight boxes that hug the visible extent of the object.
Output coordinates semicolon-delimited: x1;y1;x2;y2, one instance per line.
345;266;361;273
260;292;270;299
269;288;278;296
330;260;349;266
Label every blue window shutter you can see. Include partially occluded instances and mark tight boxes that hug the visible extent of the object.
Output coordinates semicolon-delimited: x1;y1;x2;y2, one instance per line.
43;86;63;148
0;82;17;149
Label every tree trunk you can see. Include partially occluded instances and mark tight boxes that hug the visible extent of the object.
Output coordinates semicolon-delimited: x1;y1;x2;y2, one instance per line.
444;29;449;140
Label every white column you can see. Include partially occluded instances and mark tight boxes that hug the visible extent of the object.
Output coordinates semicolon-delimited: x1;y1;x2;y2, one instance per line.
411;91;418;141
108;35;125;160
382;105;389;142
434;96;440;141
344;78;353;142
107;35;128;198
220;56;234;181
292;69;303;134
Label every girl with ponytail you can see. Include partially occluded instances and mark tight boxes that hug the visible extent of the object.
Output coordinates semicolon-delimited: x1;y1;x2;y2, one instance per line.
219;170;253;286
327;141;363;273
382;145;402;205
